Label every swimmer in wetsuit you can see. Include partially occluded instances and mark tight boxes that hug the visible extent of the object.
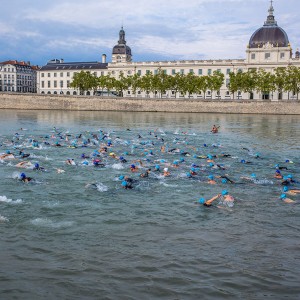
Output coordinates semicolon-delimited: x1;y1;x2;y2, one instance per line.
19;172;33;183
197;194;221;207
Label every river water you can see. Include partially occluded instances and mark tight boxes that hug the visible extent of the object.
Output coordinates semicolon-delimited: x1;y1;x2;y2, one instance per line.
0;110;300;300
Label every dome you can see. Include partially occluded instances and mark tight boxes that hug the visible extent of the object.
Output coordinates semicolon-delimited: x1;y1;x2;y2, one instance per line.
249;26;289;48
112;44;132;55
112;27;132;56
249;2;289;48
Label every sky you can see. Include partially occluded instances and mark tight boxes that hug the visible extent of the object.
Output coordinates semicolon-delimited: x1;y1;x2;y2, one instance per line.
0;0;299;66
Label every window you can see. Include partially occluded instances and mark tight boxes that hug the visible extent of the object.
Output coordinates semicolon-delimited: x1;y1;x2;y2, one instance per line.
226;79;230;87
54;81;57;88
172;69;176;75
48;73;51;77
265;53;271;59
280;53;285;59
60;81;63;88
208;69;212;75
146;70;150;75
154;70;158;75
48;81;51;88
251;53;256;60
163;70;167;74
54;73;57;77
180;69;184;75
189;69;194;74
226;69;231;75
67;72;70;77
67;80;70;88
41;81;44;88
137;70;141;75
217;69;222;73
41;73;45;77
93;72;97;76
60;72;63;77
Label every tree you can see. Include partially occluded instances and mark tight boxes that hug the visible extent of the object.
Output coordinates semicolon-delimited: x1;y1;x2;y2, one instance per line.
70;71;95;94
210;71;225;99
256;69;276;100
285;66;300;100
139;72;154;97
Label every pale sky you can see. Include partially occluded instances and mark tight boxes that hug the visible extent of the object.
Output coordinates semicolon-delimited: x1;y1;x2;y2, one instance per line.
0;0;298;66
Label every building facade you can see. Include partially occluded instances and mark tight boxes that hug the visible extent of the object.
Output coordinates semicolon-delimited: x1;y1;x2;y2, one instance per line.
0;60;37;93
37;2;300;100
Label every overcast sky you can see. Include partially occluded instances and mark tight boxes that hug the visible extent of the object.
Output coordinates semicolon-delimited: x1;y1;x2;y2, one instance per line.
0;0;298;66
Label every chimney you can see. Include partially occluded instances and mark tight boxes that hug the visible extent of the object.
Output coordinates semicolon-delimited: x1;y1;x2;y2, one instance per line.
102;54;107;64
27;61;31;66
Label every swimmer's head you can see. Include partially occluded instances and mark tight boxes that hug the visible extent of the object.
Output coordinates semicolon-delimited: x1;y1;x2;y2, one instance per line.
119;156;124;160
180;158;185;162
82;161;88;165
186;172;192;178
285;160;290;163
203;144;207;147
251;173;256;178
164;168;168;172
209;163;214;167
241;159;246;164
34;163;39;169
6;150;11;154
121;181;127;187
287;174;293;179
207;155;213;159
130;164;136;169
191;167;196;172
275;164;279;169
155;165;160;170
222;179;228;184
222;190;228;196
119;175;125;180
199;198;205;204
283;186;289;192
20;172;26;179
280;193;287;199
123;152;129;155
173;161;179;165
193;155;198;159
160;159;165;163
208;175;214;180
275;170;281;174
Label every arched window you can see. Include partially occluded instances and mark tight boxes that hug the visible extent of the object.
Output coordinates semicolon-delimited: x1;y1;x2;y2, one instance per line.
117;56;121;62
41;91;45;94
86;91;90;96
54;91;57;94
66;91;70;95
47;91;51;94
73;91;77;95
60;91;64;95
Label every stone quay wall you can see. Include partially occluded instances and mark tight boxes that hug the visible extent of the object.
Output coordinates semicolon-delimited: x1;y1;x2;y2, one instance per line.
0;93;300;115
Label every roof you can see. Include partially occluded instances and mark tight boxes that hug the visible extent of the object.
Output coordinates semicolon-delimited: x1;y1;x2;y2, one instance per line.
39;61;108;71
0;60;31;66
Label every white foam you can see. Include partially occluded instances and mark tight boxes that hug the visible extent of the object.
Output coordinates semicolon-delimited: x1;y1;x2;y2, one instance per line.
111;163;124;170
0;195;23;204
31;218;74;228
96;183;109;192
0;215;9;222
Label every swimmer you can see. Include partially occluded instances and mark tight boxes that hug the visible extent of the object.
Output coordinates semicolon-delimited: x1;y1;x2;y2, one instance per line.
19;151;30;158
211;125;219;134
207;175;217;185
283;186;300;195
15;161;33;168
33;163;45;171
274;170;283;179
55;168;65;174
0;152;15;160
119;156;127;163
19;172;33;183
65;159;76;165
197;194;222;207
163;167;170;177
216;175;235;184
240;159;252;164
140;168;151;178
280;194;295;203
130;164;138;172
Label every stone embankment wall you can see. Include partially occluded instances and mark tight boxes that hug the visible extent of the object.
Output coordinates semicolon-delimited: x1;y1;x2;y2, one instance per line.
0;93;300;115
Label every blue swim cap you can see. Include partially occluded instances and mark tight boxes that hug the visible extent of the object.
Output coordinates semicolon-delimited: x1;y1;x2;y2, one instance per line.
119;156;124;160
191;167;196;172
287;175;293;179
193;155;198;158
275;170;281;174
82;161;88;165
119;175;125;180
283;186;289;192
203;144;207;147
34;163;39;168
20;173;26;179
208;175;214;180
199;198;205;204
186;172;192;178
280;193;287;199
222;190;228;196
173;160;179;165
123;152;129;155
131;164;135;168
208;155;213;159
222;179;228;184
160;159;165;163
121;181;127;187
275;164;279;168
81;154;85;158
285;160;290;163
180;158;185;162
241;159;246;163
251;173;256;178
209;163;214;167
6;150;10;154
283;176;288;180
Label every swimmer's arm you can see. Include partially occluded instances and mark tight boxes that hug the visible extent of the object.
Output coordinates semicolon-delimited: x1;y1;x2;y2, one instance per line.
205;194;221;205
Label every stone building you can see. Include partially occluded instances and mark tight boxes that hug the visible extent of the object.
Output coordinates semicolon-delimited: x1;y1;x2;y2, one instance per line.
37;2;300;100
0;60;37;93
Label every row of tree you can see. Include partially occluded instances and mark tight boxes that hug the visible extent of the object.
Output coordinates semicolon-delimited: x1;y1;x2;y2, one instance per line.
70;66;300;99
229;66;300;100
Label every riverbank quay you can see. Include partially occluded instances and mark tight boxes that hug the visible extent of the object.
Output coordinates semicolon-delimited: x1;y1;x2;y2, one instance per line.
0;93;300;115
